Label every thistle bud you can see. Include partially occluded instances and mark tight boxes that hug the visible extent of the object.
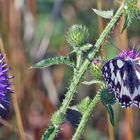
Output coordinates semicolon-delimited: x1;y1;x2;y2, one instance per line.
90;58;103;81
66;24;89;48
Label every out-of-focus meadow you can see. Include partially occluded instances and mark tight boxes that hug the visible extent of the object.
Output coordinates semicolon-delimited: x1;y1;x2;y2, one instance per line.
0;0;140;140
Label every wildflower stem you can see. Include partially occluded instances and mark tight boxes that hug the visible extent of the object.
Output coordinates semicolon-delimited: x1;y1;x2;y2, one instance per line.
42;1;125;140
72;94;101;140
76;51;81;68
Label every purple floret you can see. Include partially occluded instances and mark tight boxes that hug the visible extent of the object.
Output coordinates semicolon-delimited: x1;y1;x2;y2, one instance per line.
118;50;138;60
0;54;13;110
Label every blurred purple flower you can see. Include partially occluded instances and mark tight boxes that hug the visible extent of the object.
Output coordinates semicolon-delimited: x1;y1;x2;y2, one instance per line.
118;50;137;60
0;53;13;110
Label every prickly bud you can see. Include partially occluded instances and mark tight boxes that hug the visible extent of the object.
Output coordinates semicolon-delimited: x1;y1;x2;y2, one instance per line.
90;58;103;81
66;24;89;47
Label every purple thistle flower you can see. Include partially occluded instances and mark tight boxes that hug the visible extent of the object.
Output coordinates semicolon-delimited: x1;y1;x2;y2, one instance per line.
118;50;138;60
0;53;13;111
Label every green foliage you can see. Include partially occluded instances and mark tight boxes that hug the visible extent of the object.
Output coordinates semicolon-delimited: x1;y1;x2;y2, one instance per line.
66;25;89;48
51;111;65;126
93;9;114;19
79;43;93;53
122;0;140;32
121;14;132;33
99;85;116;126
41;125;57;140
100;85;116;106
127;0;140;18
42;111;65;140
105;105;115;126
70;97;91;114
32;56;75;68
82;80;103;85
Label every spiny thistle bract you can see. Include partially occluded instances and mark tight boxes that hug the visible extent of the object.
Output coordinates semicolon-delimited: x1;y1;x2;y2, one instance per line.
0;53;13;111
66;24;89;48
99;85;116;106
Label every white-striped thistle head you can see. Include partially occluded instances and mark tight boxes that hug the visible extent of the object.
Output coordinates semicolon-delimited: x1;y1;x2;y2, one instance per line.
0;53;13;112
66;24;89;48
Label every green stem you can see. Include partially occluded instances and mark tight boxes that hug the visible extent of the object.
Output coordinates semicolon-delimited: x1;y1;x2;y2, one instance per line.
76;50;82;69
42;2;125;140
72;94;101;140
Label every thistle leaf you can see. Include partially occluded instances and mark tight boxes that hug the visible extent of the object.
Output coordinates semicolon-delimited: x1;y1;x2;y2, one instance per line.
82;80;103;85
93;9;114;19
121;14;132;33
41;125;56;140
32;56;75;68
80;43;93;52
70;97;91;114
105;105;115;126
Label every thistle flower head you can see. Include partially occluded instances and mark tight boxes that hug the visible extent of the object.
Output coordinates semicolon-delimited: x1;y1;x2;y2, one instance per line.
0;53;13;110
118;50;138;60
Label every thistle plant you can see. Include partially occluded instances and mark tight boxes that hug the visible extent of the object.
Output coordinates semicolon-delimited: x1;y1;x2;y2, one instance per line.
33;0;140;140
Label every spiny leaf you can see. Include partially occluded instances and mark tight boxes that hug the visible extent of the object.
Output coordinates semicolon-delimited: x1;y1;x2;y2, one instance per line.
105;105;115;126
121;14;132;33
93;9;114;19
82;80;103;85
41;125;57;140
32;56;75;68
70;97;91;114
79;43;93;52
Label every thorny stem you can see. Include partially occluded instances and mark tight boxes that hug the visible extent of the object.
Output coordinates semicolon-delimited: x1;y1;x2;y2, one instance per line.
72;94;101;140
42;1;125;140
76;50;82;69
